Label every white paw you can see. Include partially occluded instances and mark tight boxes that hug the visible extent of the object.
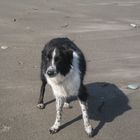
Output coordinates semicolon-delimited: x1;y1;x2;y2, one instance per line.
37;103;45;109
63;102;72;109
49;126;59;134
85;125;94;137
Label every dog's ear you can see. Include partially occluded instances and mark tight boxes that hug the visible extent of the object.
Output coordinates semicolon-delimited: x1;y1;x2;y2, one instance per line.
41;49;49;62
63;49;73;57
41;49;46;59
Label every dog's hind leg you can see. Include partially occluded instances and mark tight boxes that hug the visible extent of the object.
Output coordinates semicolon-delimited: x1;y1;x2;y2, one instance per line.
37;79;47;109
49;97;64;134
78;85;93;137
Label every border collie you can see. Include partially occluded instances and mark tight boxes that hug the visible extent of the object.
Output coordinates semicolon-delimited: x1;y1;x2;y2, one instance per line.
37;38;93;137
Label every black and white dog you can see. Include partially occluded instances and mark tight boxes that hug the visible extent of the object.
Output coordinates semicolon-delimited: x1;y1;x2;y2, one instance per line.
37;38;93;137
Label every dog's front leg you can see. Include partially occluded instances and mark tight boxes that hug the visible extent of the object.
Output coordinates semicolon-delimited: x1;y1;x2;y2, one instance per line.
37;80;47;109
49;97;64;134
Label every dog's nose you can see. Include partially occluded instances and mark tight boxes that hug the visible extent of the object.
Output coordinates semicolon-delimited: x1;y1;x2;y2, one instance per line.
47;69;56;77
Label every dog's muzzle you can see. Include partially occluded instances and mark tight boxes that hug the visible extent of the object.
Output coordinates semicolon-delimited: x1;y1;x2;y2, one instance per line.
47;66;57;77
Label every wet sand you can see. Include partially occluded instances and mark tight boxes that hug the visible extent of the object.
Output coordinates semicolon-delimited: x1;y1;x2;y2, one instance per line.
0;0;140;140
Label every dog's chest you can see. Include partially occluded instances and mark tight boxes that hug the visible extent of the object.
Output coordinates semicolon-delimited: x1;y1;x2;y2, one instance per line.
46;70;80;98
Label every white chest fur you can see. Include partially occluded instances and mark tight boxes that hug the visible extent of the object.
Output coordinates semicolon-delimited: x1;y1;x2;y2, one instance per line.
45;52;81;98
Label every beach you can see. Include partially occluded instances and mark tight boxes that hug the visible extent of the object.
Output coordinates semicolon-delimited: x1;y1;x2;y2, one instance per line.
0;0;140;139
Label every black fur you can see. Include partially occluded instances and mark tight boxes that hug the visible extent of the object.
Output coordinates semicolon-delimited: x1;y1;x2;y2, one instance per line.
38;37;88;105
37;38;94;137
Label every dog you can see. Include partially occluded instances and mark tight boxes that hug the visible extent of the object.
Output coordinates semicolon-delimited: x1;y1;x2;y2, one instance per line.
37;38;93;137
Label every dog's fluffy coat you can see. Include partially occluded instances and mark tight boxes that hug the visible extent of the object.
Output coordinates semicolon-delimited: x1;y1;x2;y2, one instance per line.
37;38;93;137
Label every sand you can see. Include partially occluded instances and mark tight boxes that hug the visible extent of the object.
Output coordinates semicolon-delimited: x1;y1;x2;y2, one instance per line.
0;0;140;140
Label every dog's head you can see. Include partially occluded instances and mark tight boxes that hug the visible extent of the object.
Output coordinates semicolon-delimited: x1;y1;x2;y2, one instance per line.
42;47;73;77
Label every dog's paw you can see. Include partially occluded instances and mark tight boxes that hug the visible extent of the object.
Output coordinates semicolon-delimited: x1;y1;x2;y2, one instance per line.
49;127;59;134
36;103;45;109
85;126;94;137
63;102;72;109
87;128;94;137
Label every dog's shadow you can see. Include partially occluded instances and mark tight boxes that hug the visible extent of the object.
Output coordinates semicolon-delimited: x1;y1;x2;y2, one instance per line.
60;82;131;136
87;82;131;136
